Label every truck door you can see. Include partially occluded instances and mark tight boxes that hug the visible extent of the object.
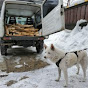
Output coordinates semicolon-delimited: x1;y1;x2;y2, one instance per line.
42;0;65;36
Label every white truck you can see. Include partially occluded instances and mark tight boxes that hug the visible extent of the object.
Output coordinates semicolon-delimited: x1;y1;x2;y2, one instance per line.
0;0;65;55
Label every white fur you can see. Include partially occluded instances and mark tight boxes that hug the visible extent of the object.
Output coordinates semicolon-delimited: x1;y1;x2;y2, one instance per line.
44;44;87;87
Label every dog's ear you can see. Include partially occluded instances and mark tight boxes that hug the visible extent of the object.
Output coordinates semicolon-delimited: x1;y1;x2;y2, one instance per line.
44;44;47;49
51;44;55;51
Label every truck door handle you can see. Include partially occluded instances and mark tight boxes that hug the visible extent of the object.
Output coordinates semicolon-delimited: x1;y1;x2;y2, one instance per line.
61;5;63;8
60;11;63;15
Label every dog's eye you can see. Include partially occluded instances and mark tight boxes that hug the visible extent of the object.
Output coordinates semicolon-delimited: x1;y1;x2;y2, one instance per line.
48;52;50;54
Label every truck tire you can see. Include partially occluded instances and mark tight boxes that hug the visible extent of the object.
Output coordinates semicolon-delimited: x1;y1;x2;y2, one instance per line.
1;45;7;55
36;41;44;53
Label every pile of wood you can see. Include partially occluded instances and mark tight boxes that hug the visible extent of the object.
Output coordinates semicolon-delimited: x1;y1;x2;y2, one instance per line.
5;24;39;36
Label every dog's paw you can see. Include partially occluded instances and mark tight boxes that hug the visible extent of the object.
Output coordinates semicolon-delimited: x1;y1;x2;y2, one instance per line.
63;84;67;87
76;72;79;75
83;79;86;82
55;79;59;82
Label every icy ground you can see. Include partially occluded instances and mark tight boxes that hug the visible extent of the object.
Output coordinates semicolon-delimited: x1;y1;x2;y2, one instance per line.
0;19;88;88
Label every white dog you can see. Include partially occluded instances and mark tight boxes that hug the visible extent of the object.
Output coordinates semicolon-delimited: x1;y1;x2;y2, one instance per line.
44;44;87;87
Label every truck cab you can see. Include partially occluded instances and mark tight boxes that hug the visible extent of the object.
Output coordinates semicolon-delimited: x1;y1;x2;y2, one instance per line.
42;0;65;36
0;0;65;55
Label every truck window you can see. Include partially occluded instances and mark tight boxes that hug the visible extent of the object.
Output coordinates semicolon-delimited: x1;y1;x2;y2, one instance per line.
6;17;34;25
43;0;59;17
35;10;41;24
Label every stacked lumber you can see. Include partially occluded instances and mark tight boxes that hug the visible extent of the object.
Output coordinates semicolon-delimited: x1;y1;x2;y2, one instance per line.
5;24;39;36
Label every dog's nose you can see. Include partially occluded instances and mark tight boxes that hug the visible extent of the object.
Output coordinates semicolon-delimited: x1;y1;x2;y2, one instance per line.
44;56;46;59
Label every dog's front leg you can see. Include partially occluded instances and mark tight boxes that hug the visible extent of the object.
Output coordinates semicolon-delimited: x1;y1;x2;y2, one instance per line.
63;69;68;87
55;67;61;82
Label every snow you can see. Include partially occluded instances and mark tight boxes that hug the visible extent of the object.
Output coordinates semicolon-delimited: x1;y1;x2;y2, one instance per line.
15;65;23;68
0;19;88;88
63;0;85;7
69;0;85;6
0;56;5;62
0;65;88;88
14;57;21;64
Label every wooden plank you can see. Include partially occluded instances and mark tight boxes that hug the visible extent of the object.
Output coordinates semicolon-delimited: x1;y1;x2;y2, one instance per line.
77;6;81;20
70;9;74;24
81;5;86;19
73;8;78;23
5;24;39;37
65;11;68;24
68;10;71;24
85;5;88;20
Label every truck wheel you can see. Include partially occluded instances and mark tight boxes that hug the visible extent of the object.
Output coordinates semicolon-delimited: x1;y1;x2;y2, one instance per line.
36;46;40;53
1;45;7;55
36;41;44;53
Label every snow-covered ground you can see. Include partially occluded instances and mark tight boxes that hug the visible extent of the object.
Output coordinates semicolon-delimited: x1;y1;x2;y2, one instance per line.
0;65;88;88
0;19;88;88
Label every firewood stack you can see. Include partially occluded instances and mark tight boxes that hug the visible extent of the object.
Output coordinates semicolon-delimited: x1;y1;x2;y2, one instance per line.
5;24;39;36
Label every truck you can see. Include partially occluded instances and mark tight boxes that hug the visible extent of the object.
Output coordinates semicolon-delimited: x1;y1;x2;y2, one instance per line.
0;0;65;55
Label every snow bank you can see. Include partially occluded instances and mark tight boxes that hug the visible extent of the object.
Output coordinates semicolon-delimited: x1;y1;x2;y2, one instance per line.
44;19;88;52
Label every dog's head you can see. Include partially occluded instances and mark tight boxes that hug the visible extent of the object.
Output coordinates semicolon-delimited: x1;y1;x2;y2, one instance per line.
44;44;56;60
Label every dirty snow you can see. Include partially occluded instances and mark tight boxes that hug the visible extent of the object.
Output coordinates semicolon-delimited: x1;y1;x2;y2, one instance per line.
14;57;21;64
0;19;88;88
